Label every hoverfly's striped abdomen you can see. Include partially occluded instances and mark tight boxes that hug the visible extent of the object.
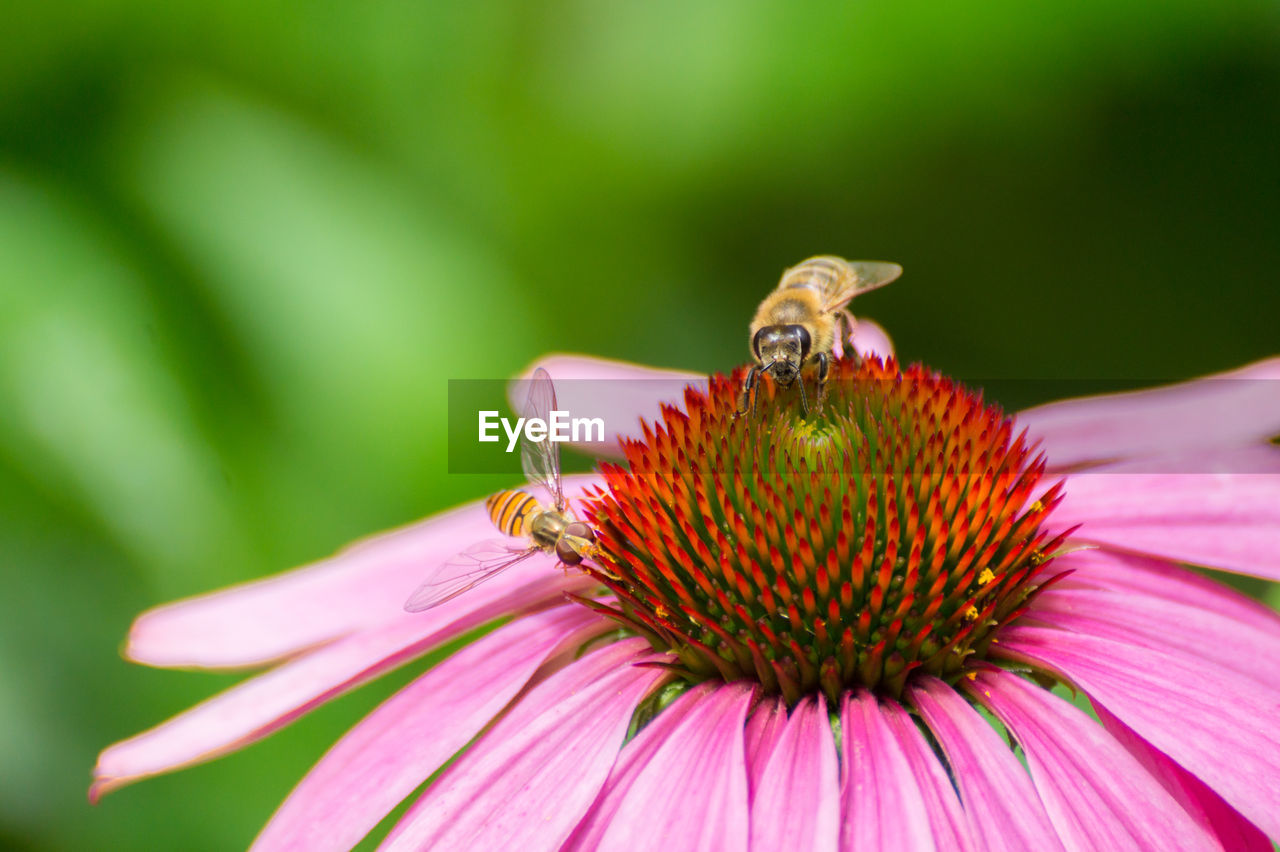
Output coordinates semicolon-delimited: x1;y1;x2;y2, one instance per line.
485;490;540;537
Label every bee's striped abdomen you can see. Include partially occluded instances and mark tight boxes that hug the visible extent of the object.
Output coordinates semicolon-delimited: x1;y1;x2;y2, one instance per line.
485;490;539;538
778;255;851;299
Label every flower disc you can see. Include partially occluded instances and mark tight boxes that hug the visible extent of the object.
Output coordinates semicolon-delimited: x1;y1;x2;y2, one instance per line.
584;356;1066;703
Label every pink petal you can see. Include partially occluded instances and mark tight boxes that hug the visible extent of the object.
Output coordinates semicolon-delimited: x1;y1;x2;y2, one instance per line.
128;476;603;668
511;354;708;457
568;682;755;852
91;572;589;800
250;604;605;851
1017;357;1280;469
1075;444;1280;474
750;696;838;852
841;691;959;852
878;700;973;852
965;668;1218;851
565;682;717;851
379;638;669;851
1049;549;1280;639
1032;586;1280;689
997;624;1280;840
850;318;895;361
1093;703;1271;852
744;695;788;801
909;678;1064;852
1050;472;1280;581
127;502;485;668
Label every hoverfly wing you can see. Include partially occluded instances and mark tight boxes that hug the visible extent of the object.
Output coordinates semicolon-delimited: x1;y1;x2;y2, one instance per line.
403;540;540;613
823;261;903;312
520;367;566;512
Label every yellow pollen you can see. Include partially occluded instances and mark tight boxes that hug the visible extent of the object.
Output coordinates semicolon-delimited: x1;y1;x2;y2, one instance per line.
1030;500;1044;513
978;568;995;586
963;605;979;622
792;419;821;440
965;671;978;681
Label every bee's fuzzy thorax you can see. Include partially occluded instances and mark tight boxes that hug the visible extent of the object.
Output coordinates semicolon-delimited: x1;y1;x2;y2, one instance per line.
750;288;835;360
582;356;1067;704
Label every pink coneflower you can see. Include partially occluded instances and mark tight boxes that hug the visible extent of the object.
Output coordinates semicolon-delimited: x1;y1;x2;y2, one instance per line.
93;323;1280;851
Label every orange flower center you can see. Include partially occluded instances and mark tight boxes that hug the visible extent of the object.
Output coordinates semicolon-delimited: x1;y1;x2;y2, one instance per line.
584;356;1066;703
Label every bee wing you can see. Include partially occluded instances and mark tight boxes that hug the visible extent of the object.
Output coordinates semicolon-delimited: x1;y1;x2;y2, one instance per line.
822;261;903;312
403;540;541;613
520;367;566;512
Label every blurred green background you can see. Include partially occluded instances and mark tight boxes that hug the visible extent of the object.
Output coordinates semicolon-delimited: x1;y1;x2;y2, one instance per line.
2;0;1279;848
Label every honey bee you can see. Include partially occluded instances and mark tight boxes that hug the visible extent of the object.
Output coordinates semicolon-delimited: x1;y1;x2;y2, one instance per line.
404;368;597;612
738;255;902;417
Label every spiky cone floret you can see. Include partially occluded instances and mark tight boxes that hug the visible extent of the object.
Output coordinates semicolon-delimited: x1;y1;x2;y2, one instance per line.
583;355;1070;704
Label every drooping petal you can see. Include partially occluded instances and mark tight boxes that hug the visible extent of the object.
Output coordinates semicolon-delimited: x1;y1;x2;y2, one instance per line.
997;624;1280;840
1049;472;1280;581
750;695;838;852
510;354;708;457
1049;550;1280;639
1017;357;1280;469
909;678;1064;852
744;695;787;801
127;475;603;668
379;638;670;852
565;682;717;851
1032;586;1280;689
965;668;1218;851
841;691;953;852
568;682;755;852
878;701;973;852
1092;703;1271;852
250;604;606;851
127;501;490;668
91;571;586;800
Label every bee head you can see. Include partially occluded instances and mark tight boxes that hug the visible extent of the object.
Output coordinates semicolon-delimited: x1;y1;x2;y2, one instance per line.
753;325;811;384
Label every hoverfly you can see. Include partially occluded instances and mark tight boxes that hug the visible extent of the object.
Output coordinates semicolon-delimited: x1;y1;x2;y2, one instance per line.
738;255;902;417
404;368;597;612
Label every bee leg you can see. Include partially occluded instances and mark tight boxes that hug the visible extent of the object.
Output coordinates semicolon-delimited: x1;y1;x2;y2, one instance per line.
835;310;858;361
814;352;830;413
795;367;811;418
734;365;761;419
